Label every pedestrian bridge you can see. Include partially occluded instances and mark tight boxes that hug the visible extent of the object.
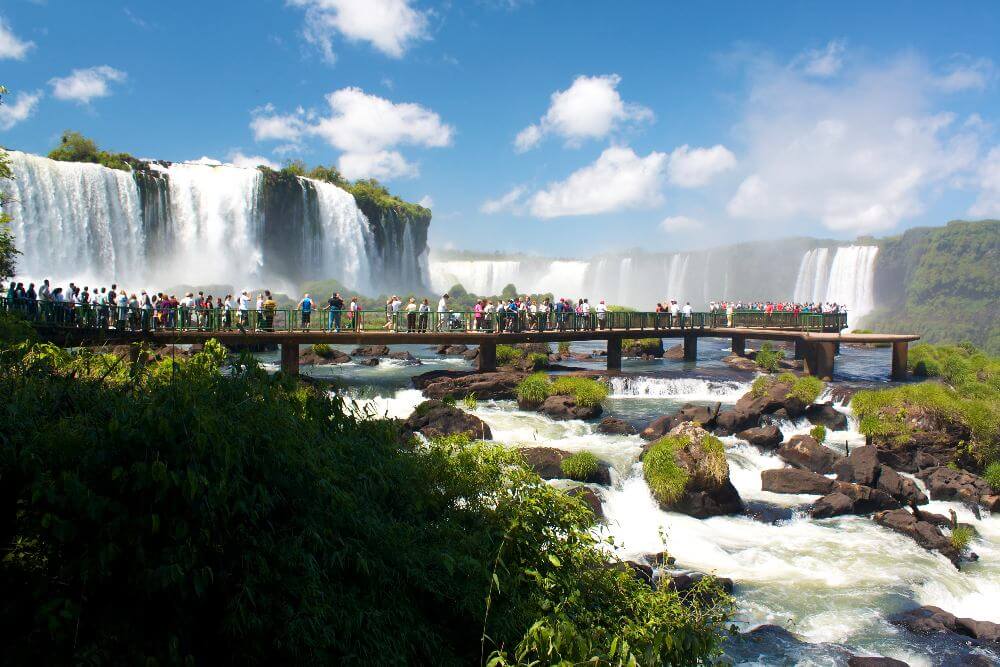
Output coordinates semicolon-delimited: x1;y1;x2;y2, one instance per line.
5;302;919;380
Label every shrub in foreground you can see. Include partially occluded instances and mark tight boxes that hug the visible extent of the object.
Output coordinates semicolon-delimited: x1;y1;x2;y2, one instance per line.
0;341;730;665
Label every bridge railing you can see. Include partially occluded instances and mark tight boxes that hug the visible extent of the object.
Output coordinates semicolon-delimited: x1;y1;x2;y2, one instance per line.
0;298;848;335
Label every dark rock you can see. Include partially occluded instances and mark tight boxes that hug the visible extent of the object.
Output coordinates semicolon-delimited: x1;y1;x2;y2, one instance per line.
648;422;743;518
597;417;637;435
623;339;664;358
777;435;844;474
804;402;849;431
641;415;674;441
722;353;759;372
891;605;1000;643
811;491;855;518
386;350;421;365
352;345;390;357
538;395;603;421
626;560;655;587
299;347;351;365
723;625;854;665
737;424;782;449
714;407;760;435
848;657;910;667
663;570;735;597
811;483;899;518
357;357;379;367
663;343;684;360
436;344;468;355
877;465;928;505
462;347;480;360
872;406;975;472
761;468;836;495
743;500;794;524
414;370;527;400
672;402;719;429
517;447;612;485
917;467;998;511
567;486;604;520
403;400;492;441
873;510;960;566
834;445;881;486
735;381;805;418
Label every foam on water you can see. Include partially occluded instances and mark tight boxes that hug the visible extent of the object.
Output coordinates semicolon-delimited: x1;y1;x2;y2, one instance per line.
608;376;749;402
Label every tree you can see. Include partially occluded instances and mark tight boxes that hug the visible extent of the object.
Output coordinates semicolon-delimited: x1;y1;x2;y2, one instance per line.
280;159;306;177
0;84;20;279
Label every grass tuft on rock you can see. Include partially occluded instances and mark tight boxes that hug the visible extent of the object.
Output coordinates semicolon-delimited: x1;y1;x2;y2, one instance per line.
643;436;691;506
551;376;609;408
515;373;551;404
950;525;975;551
560;451;600;481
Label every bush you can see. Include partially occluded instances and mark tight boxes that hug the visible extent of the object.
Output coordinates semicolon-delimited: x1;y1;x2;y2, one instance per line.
623;338;663;356
984;462;1000;490
462;392;478;411
47;131;142;171
557;341;571;355
560;451;600;481
950;525;975;551
643;436;690;506
312;342;333;358
0;340;731;665
496;344;523;367
516;373;551;404
754;343;785;373
788;376;825;404
550;376;608;408
810;424;827;442
527;352;549;370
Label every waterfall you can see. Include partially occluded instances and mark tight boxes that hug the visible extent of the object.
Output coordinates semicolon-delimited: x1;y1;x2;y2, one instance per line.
428;260;523;295
1;151;403;293
825;245;878;319
793;248;830;303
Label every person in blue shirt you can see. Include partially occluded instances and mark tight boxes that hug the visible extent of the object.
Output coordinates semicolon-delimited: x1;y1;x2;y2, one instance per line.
298;294;313;330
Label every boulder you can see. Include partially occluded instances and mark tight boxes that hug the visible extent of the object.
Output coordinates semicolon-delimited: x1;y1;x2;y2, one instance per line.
299;347;351;365
810;492;855;518
777;435;844;474
597;417;637;435
873;510;960;566
649;422;743;518
356;357;379;367
663;344;685;360
848;658;910;667
352;345;390;357
743;500;795;524
812;482;899;518
663;570;735;598
761;468;836;495
623;339;664;358
414;370;527;400
804;402;849;431
436;344;468;355
723;625;854;665
834;445;881;487
735;381;805;419
462;347;480;360
386;351;421;365
641;415;674;441
737;424;782;449
567;486;604;520
722;353;759;372
916;466;998;511
403;400;492;441
871;405;975;472
876;465;928;505
517;447;612;485
672;402;720;429
890;605;1000;644
538;395;603;421
714;407;760;435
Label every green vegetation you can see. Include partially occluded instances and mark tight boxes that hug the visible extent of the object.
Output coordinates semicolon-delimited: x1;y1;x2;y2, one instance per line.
810;424;827;443
0;85;19;279
865;220;1000;355
311;342;332;357
496;344;522;366
557;341;571;355
462;392;478;411
984;462;1000;490
350;178;431;221
950;525;975;551
623;338;663;356
754;343;785;372
787;375;825;404
643;436;691;506
0;337;730;664
551;376;609;408
560;451;600;481
47;131;146;172
516;372;552;404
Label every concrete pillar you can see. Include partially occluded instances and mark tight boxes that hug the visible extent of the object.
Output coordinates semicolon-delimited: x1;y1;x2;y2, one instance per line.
683;334;697;361
731;335;746;357
833;342;841;355
280;342;299;377
803;341;835;380
606;337;622;372
478;342;497;372
891;341;908;381
794;339;807;360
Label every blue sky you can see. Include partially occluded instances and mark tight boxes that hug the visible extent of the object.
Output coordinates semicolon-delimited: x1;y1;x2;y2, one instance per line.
2;0;999;255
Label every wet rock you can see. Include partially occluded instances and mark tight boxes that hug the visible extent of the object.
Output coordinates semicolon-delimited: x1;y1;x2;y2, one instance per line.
871;405;975;472
722;353;759;372
811;482;899;518
743;500;794;524
436;344;468;355
356;357;379;367
352;345;390;357
641;415;674;441
777;435;844;474
848;657;910;667
462;347;480;360
714;407;760;435
567;486;604;520
811;491;855;518
672;402;719;429
890;605;1000;644
804;402;849;431
664;422;743;518
916;467;998;511
876;465;928;505
834;445;881;487
735;380;806;419
597;416;637;435
663;343;684;360
761;468;836;495
663;570;735;598
873;510;960;566
403;400;492;441
623;339;664;358
538;395;603;421
299;347;351;365
829;386;855;405
517;447;612;485
723;625;854;665
413;369;527;400
385;350;422;365
737;424;782;449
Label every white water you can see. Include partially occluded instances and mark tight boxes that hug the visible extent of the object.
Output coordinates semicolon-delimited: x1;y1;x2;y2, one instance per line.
793;245;879;319
608;376;749;402
313;179;373;293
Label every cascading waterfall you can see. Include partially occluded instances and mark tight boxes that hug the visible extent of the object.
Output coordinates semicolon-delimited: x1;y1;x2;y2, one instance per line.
428;260;523;295
824;245;879;318
0;151;414;293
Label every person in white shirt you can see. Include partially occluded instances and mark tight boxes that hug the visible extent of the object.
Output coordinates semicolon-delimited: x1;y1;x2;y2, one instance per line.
596;299;607;329
682;301;693;316
437;293;449;331
238;291;250;328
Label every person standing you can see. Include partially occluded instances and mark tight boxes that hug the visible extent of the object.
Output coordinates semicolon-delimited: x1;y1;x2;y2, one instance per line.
349;296;360;330
596;299;607;330
436;293;450;331
298;293;313;330
328;292;344;332
263;291;277;331
404;297;418;332
418;298;430;332
238;291;250;328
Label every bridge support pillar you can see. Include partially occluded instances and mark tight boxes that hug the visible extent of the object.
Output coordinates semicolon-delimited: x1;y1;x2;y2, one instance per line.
891;341;908;381
794;339;807;360
478;342;497;372
606;337;622;372
731;335;746;357
683;335;697;361
803;342;835;380
280;343;299;377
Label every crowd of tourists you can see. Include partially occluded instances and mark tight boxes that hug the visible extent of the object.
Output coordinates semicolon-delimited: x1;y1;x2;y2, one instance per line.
380;294;610;333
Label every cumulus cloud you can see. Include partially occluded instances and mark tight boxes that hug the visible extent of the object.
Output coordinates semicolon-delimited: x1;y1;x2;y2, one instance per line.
227;151;279;170
659;215;703;232
253;87;453;180
529;146;667;218
932;57;995;93
480;185;527;214
0;17;34;60
726;53;982;234
667;144;736;187
49;65;126;104
289;0;429;63
515;74;652;152
795;40;846;77
0;89;42;130
968;146;1000;217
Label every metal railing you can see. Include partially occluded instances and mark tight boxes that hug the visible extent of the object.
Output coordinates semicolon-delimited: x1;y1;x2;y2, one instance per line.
0;297;849;335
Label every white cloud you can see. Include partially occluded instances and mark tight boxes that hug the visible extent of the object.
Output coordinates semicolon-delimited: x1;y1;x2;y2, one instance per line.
0;89;42;130
480;185;527;214
254;87;453;180
289;0;429;63
933;57;994;93
0;17;35;60
968;146;1000;217
417;194;433;208
227;151;279;170
659;215;702;232
726;53;982;234
796;40;845;77
515;74;652;152
49;65;126;104
667;144;736;187
529;146;667;218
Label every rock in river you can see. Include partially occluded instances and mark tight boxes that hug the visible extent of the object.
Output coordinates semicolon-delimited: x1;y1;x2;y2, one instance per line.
403;400;492;441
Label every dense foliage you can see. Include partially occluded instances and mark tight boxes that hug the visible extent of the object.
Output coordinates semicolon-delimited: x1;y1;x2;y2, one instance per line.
643;436;690;505
754;343;785;372
559;451;600;481
866;220;1000;354
0;338;730;664
751;373;824;405
516;374;609;408
810;424;827;443
47;131;146;172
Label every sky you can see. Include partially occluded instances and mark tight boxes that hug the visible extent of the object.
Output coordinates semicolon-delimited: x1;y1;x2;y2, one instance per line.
1;0;1000;256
